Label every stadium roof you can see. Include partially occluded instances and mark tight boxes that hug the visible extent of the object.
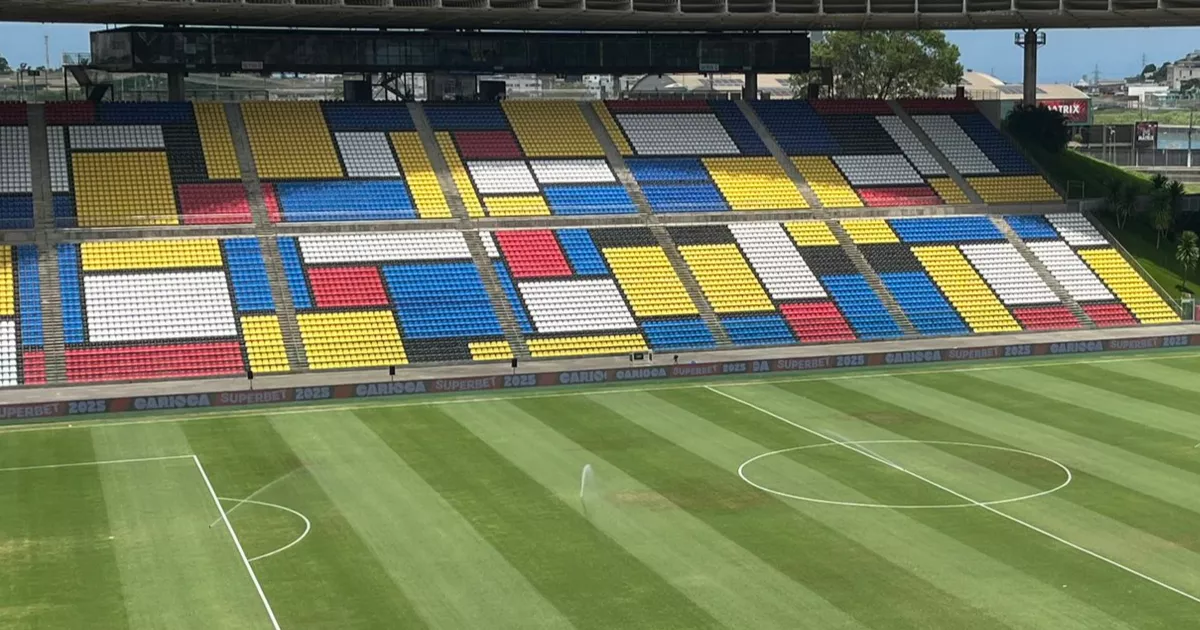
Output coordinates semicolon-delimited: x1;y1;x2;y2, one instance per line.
4;0;1199;30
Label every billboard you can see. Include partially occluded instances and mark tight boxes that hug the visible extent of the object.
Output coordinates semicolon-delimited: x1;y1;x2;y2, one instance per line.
1042;99;1091;124
1136;121;1160;147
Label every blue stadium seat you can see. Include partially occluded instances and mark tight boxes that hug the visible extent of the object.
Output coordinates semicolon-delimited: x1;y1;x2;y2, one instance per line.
641;184;729;213
709;101;769;156
0;196;34;230
322;103;415;131
53;195;75;228
642;318;716;350
557;229;609;275
223;238;276;312
1004;214;1059;240
888;216;1004;243
275;180;416;222
879;271;968;335
820;274;904;340
721;314;796;347
383;263;504;339
276;237;312;310
17;245;40;348
424;104;511;131
544;185;638;215
57;244;84;344
953;114;1037;175
750;101;840;155
626;158;712;182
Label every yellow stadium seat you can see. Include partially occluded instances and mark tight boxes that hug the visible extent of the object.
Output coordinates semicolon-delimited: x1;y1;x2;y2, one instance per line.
0;245;12;317
791;156;863;208
437;132;485;218
928;177;971;205
527;334;647;358
72;152;178;227
193;102;241;180
591;102;633;155
785;220;839;246
1077;248;1180;323
241;315;291;373
391;132;452;219
602;246;698;317
469;340;515;361
241;102;342;180
966;175;1061;204
911;246;1021;333
677;244;773;313
483;195;551;217
81;239;224;272
298;311;407;370
703;157;808;210
840;218;899;244
502;101;604;157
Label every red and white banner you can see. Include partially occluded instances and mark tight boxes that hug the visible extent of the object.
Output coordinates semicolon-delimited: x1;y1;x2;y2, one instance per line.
1041;99;1091;124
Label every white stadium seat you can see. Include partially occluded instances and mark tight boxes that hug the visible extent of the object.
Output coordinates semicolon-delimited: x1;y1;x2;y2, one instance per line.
298;231;473;264
616;113;740;155
959;243;1059;305
1025;240;1115;302
336;132;402;178
83;271;238;343
833;154;924;187
467;160;541;194
728;222;826;300
69;125;165;150
914;115;999;175
876;116;944;176
518;278;638;333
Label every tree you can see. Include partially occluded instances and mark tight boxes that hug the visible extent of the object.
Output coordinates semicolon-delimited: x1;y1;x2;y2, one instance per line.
1004;104;1070;154
790;31;963;100
1151;190;1173;249
1150;172;1169;191
1143;63;1158;76
0;55;9;74
1167;179;1186;219
1177;230;1200;293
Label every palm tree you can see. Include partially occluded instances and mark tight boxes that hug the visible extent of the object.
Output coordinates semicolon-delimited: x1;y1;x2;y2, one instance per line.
1150;172;1168;191
1177;231;1200;293
1153;202;1173;249
1105;180;1132;228
1167;179;1186;219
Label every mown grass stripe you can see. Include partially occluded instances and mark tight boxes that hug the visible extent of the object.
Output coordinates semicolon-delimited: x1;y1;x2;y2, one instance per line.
1014;365;1200;441
653;387;1138;630
0;431;128;630
90;422;269;629
442;400;866;630
180;416;428;629
792;376;1200;561
1096;359;1200;395
516;394;1018;630
360;405;723;630
271;411;572;630
906;371;1200;479
831;376;1200;621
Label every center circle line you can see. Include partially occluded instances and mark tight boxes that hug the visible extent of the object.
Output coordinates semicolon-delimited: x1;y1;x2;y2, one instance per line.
737;439;1072;509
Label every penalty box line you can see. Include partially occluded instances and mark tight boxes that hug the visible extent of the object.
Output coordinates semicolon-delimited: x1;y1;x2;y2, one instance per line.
706;385;1200;607
0;453;283;629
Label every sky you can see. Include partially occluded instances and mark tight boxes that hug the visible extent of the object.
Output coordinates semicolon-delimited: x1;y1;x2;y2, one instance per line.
1;22;1199;85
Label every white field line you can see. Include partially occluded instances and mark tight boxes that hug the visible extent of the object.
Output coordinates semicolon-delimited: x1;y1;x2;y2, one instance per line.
0;454;195;473
5;348;1200;437
193;455;283;630
706;385;1200;607
209;468;303;529
825;430;902;469
215;497;312;563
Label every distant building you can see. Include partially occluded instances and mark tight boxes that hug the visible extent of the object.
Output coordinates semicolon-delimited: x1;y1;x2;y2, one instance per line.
951;71;1092;125
626;73;795;99
1167;51;1200;90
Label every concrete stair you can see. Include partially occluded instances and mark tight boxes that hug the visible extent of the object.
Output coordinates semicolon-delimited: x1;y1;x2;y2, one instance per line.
408;103;474;221
886;101;985;206
989;215;1096;328
648;224;734;349
462;230;530;360
579;102;658;220
24;103;66;384
826;220;919;337
224;102;308;372
735;100;824;214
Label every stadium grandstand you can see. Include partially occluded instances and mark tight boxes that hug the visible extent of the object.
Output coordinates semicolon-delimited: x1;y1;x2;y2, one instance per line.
4;6;1200;630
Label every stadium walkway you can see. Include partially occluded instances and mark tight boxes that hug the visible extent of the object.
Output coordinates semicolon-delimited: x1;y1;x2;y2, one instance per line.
5;322;1200;405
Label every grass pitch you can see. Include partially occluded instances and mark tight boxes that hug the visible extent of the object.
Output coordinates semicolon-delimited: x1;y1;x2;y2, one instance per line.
6;351;1200;629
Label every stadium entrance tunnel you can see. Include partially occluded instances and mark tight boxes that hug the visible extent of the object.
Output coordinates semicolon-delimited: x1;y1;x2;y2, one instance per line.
738;440;1071;509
